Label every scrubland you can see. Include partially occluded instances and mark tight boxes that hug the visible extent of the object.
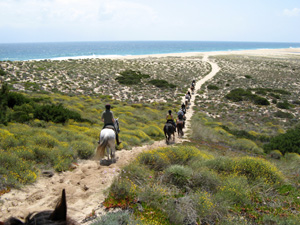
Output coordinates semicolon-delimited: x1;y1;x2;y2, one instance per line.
1;53;300;224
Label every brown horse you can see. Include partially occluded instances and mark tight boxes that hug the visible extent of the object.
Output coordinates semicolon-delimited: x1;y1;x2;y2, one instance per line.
191;85;195;93
177;121;184;137
164;122;175;144
1;189;77;225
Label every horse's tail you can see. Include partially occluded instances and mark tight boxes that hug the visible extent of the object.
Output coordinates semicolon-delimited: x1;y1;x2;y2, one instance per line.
94;138;109;160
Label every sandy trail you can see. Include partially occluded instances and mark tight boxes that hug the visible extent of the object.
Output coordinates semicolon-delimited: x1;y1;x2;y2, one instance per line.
182;54;220;136
0;54;219;223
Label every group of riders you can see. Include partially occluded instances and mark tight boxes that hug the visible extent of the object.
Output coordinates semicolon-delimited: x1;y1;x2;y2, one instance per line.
100;79;196;145
166;79;196;133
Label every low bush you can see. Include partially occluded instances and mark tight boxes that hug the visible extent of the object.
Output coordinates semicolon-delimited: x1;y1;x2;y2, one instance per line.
225;88;270;105
276;100;291;109
71;140;94;159
235;157;283;184
142;125;164;139
190;168;222;193
264;126;300;154
205;156;283;184
34;103;84;123
137;148;170;171
137;183;170;210
0;150;37;187
148;79;176;88
165;196;198;225
116;70;150;85
163;165;193;189
284;152;300;161
207;84;220;90
215;175;251;206
270;150;283;159
103;177;136;209
91;211;137;225
274;110;294;119
232;138;264;154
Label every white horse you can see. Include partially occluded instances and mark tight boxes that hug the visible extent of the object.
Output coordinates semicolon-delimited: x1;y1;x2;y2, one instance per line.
94;119;119;162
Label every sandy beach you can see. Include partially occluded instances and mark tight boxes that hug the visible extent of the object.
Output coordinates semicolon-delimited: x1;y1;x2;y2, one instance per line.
84;48;300;60
1;47;299;223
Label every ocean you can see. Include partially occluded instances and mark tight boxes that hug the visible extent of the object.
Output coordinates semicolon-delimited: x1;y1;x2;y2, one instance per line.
1;41;300;61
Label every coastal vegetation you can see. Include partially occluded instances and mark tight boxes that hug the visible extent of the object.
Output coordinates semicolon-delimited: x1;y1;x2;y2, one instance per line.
1;53;300;224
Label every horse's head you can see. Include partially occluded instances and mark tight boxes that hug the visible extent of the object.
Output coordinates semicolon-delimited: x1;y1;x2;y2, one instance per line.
114;118;120;133
3;189;76;225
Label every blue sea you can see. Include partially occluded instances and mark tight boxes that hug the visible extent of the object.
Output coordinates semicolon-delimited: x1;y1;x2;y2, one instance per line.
1;41;300;61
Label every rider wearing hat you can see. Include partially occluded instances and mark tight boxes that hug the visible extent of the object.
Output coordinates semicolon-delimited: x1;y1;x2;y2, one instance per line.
101;104;121;145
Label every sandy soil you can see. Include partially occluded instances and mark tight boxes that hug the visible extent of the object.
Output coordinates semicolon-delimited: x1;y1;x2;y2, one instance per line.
1;48;298;223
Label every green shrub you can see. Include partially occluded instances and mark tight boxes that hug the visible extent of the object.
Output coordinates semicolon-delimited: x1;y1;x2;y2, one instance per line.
32;133;59;148
0;68;6;76
137;148;170;171
215;175;251;206
90;211;137;225
284;152;300;161
0;134;19;150
7;146;35;161
190;168;222;193
274;110;293;119
137;183;170;209
225;88;249;102
71;140;94;159
32;145;53;164
252;95;270;105
225;88;269;105
165;196;198;225
0;150;37;187
103;177;136;209
34;103;84;123
204;157;235;173
276;100;291;109
148;79;176;88
120;134;141;146
142;125;164;139
51;147;75;172
270;150;283;159
233;138;264;154
207;84;219;90
163;165;193;189
235;157;283;184
6;92;31;108
116;70;150;85
264;126;300;154
122;162;153;185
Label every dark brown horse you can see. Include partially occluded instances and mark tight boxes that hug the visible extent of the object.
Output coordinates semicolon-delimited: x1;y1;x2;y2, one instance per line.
1;189;77;225
177;121;184;137
164;122;175;144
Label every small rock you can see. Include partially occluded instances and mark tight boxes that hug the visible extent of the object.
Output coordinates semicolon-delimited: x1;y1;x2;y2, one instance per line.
83;185;89;191
42;170;54;178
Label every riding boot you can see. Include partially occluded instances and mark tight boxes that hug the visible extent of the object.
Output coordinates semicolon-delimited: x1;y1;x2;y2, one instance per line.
116;133;122;145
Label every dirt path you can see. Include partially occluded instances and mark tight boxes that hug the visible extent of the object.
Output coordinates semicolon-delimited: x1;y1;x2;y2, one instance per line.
0;54;220;223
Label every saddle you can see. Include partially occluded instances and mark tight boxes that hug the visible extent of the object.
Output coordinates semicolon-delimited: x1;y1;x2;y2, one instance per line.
104;125;115;130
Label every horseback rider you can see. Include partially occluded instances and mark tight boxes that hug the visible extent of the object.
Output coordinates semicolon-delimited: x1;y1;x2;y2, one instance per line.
177;108;186;128
101;104;121;145
166;110;176;132
181;103;186;114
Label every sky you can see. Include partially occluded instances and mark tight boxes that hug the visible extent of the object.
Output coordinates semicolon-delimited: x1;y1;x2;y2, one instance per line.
0;0;299;43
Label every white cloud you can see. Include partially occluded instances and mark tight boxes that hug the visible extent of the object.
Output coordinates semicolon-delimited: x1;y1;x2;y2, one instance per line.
283;8;300;17
0;0;158;27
